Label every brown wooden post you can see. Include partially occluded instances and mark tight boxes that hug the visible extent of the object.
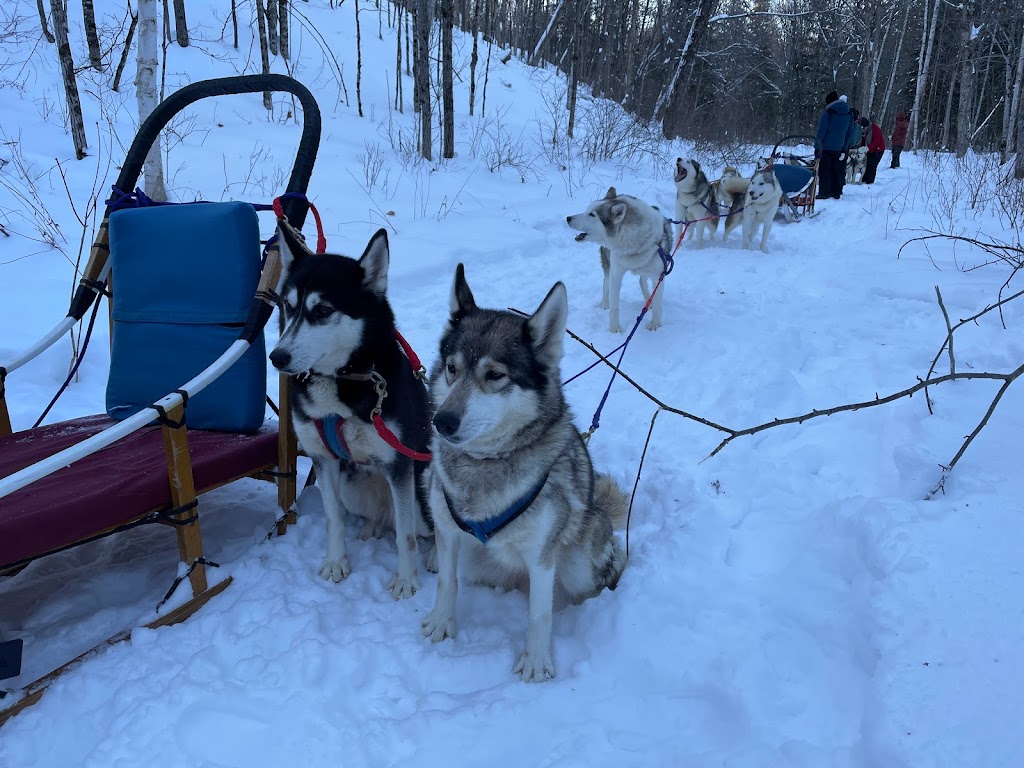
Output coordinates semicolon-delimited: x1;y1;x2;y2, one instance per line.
0;385;11;437
276;373;298;535
161;402;207;595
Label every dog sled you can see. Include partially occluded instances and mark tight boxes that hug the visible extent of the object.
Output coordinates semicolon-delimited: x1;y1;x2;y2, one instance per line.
768;134;820;220
0;74;321;722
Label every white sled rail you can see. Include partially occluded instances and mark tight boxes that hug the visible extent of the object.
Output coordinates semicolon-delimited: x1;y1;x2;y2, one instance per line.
1;262;112;378
0;339;253;500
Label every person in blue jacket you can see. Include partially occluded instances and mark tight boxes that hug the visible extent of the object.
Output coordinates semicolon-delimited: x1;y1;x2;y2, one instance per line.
815;90;854;200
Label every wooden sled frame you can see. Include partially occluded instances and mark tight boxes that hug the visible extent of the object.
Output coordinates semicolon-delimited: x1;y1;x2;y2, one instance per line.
769;134;820;220
0;74;321;724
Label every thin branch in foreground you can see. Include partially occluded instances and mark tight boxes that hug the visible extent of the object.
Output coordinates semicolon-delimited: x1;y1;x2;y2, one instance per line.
928;375;1018;499
705;365;1024;460
508;307;733;435
626;408;661;559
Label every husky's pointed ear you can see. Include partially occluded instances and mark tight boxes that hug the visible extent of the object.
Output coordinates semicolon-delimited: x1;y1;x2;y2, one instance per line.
693;159;702;177
276;221;312;290
609;202;628;224
449;263;477;322
526;282;568;364
605;186;617;200
359;229;390;297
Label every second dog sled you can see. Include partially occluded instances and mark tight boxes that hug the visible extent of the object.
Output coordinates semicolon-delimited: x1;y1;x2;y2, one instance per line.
768;134;820;220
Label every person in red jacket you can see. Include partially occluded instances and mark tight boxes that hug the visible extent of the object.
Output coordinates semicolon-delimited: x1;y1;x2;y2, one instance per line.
859;116;885;184
890;111;909;168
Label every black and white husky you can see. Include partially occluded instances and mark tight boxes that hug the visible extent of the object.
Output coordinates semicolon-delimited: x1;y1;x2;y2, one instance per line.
421;265;628;682
674;156;720;247
269;223;433;599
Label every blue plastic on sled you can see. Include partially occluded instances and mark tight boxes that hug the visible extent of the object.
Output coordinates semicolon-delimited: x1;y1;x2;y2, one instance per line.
105;202;267;433
773;164;814;195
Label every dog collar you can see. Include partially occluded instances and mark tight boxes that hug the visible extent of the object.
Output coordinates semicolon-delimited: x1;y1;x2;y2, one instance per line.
442;469;551;544
313;413;367;464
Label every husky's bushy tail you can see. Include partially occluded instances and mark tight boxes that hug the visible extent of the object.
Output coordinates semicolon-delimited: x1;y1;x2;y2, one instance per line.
595;473;629;530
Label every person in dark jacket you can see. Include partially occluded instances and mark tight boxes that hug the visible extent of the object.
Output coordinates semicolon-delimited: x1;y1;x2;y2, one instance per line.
815;90;854;200
890;111;909;168
839;106;860;195
861;117;886;184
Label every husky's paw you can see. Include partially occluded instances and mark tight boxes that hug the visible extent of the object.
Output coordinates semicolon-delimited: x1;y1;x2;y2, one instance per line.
598;298;609;310
421;610;456;642
760;244;770;254
425;543;439;574
318;555;352;583
387;572;421;600
357;518;388;540
646;318;662;331
514;650;556;683
608;322;623;334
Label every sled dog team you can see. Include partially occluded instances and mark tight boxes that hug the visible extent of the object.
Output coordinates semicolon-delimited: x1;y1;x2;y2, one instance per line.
271;155;771;682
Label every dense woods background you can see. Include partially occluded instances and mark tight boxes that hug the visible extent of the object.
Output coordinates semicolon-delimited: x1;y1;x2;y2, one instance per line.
8;0;1024;178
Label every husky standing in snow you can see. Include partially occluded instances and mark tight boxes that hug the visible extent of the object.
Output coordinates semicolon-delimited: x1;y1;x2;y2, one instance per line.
673;157;720;247
421;265;628;682
715;166;750;242
269;223;434;599
846;146;868;184
566;187;673;333
741;164;782;253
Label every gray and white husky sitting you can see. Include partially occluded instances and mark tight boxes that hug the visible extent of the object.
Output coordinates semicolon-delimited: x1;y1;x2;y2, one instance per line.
674;157;720;247
269;223;434;600
421;265;628;682
566;187;672;333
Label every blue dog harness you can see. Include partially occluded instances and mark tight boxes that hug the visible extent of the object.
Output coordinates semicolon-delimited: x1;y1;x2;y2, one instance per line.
313;413;367;464
442;469;551;544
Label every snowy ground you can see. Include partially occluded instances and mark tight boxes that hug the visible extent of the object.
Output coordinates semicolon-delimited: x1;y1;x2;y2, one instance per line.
2;1;1023;766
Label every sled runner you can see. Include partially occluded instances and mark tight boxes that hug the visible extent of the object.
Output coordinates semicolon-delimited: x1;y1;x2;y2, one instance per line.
768;135;820;220
0;74;321;723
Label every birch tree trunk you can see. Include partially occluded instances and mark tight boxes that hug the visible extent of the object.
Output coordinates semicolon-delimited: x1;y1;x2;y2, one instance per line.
50;0;88;160
441;0;454;158
880;19;907;123
254;0;273;109
136;0;165;198
171;0;188;46
82;0;103;70
529;0;566;65
36;0;55;44
912;0;941;150
395;3;403;112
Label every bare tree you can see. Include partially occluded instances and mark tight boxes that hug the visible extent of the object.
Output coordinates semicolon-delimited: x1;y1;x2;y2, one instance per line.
112;11;139;92
36;0;55;43
955;0;979;156
355;0;363;116
254;0;273;109
171;0;189;46
267;0;279;56
279;0;289;60
441;0;454;157
50;0;88;159
137;0;165;198
414;0;433;160
82;0;103;70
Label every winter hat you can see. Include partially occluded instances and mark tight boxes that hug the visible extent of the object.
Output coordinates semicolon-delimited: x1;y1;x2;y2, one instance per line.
825;90;839;105
839;95;848;102
859;116;870;128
